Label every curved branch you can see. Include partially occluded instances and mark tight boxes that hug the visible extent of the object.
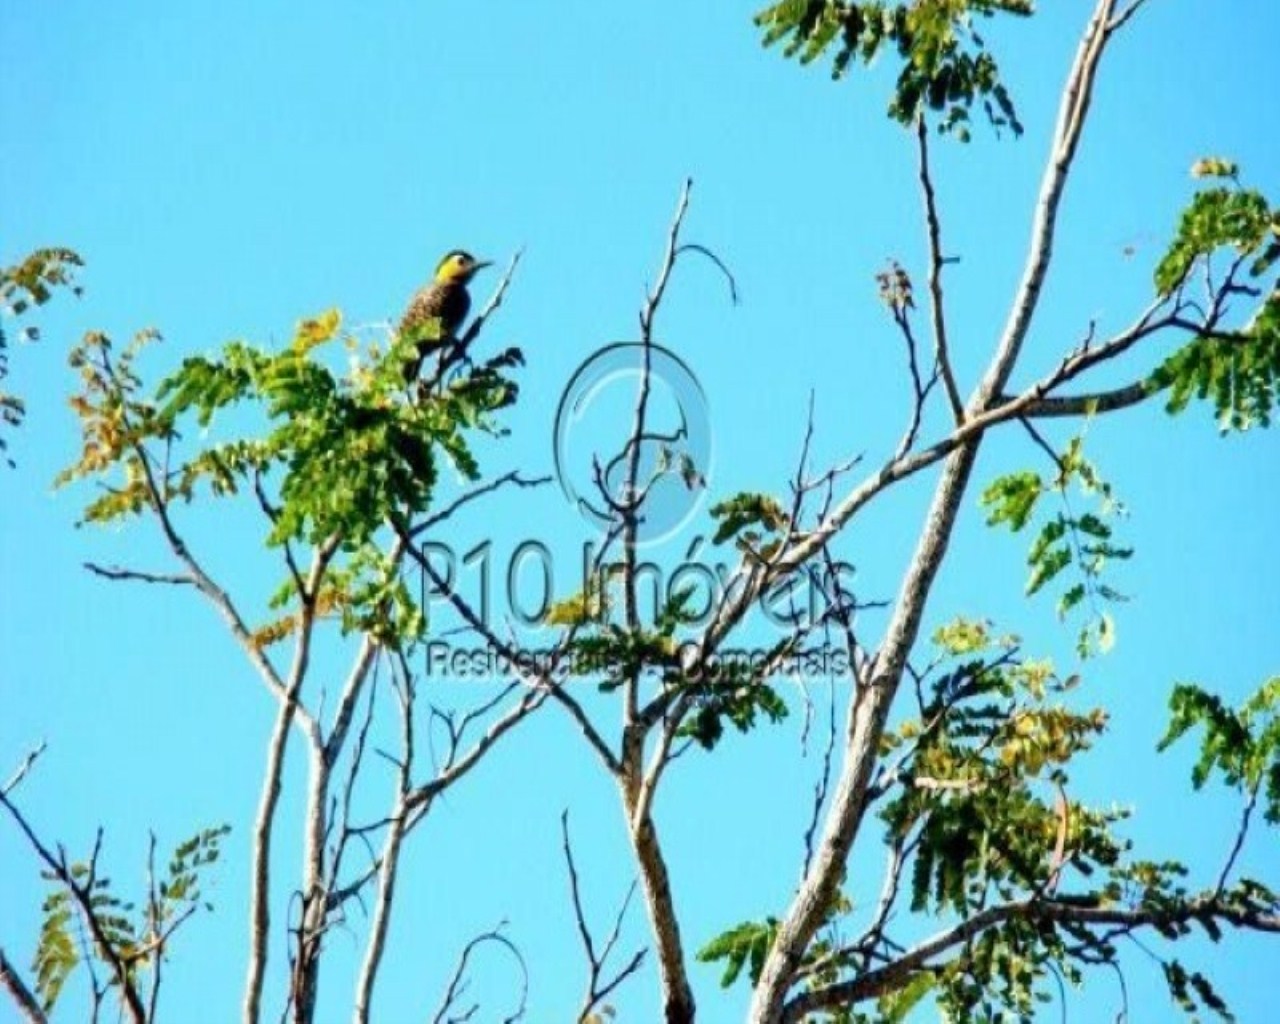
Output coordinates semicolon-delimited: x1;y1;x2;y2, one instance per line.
783;894;1280;1022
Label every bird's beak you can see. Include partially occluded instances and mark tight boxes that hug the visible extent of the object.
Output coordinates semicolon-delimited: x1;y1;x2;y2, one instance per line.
471;259;494;273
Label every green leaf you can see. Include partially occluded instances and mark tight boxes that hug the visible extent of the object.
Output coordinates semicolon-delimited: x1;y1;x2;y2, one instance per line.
1155;186;1272;296
1149;290;1280;432
981;471;1043;531
696;918;778;988
708;492;789;545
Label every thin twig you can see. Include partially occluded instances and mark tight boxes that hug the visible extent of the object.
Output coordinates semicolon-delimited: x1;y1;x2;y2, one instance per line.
429;923;529;1024
916;118;964;423
2;742;45;796
561;811;648;1023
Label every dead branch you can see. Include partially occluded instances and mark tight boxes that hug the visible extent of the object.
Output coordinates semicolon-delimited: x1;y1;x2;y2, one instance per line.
429;923;529;1024
561;811;648;1023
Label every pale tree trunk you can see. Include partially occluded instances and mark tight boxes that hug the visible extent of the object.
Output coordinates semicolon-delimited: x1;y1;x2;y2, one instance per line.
748;3;1119;1019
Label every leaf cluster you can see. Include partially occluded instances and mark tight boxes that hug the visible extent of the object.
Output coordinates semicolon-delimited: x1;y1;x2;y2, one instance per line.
0;247;83;467
754;0;1031;138
677;646;792;751
981;437;1130;656
709;492;790;546
1149;164;1280;431
54;312;521;649
33;825;230;1014
1160;676;1280;822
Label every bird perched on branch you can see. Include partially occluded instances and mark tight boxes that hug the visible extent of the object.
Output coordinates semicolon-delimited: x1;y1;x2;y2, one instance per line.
399;249;492;383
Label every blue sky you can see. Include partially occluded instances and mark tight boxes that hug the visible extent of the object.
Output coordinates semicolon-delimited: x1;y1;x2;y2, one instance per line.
3;1;1278;1021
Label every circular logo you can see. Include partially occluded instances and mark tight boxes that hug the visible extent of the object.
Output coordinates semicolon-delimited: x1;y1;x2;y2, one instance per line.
553;342;711;546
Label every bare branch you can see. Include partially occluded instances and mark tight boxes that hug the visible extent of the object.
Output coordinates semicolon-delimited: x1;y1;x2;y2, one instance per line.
352;657;411;1024
459;250;524;351
800;679;839;880
409;471;551;540
916;118;965;423
978;0;1117;401
606;186;707;1024
82;562;194;587
399;530;620;775
1019;381;1150;417
244;541;337;1024
561;811;647;1024
2;741;45;797
674;242;739;305
1108;0;1153;33
1216;784;1260;896
0;948;47;1024
621;179;695;729
429;924;529;1024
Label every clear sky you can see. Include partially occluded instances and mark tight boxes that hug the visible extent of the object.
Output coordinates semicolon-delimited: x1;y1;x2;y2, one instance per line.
3;1;1278;1022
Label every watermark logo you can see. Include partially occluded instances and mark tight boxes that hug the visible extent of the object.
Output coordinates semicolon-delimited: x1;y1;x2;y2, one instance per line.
552;342;711;546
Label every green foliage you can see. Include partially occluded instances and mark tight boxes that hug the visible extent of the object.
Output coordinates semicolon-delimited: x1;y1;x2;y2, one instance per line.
53;310;521;650
33;887;76;1011
754;0;1031;138
696;916;778;987
553;576;789;749
1149;164;1280;431
981;436;1130;656
936;616;1013;655
1160;677;1280;822
859;636;1135;1019
1163;959;1235;1023
57;312;520;545
32;825;230;1013
698;892;852;996
543;576;608;627
0;247;83;468
162;824;231;908
320;544;425;646
1154;185;1274;297
881;648;1117;912
678;655;791;750
553;582;690;694
708;491;789;547
980;470;1040;531
1150;289;1280;432
794;650;1280;1021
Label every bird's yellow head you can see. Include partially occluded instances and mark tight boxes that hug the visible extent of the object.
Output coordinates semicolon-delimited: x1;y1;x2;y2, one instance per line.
434;250;492;284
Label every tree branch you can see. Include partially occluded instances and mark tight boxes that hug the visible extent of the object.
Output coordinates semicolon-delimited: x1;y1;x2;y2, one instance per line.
782;893;1280;1021
429;924;529;1024
561;811;647;1023
748;6;1123;1020
0;948;47;1024
916;118;964;423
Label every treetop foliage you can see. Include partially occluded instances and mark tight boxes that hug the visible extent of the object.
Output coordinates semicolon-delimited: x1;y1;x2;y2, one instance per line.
53;312;522;650
754;0;1032;138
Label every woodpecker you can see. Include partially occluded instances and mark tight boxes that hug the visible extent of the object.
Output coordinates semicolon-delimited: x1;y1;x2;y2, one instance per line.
399;249;492;383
